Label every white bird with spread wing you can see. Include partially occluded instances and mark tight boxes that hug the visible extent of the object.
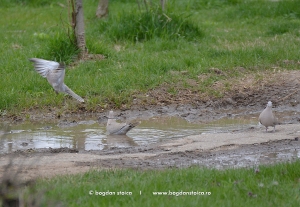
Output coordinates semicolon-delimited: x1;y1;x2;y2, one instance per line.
106;110;139;135
259;101;277;132
29;58;84;102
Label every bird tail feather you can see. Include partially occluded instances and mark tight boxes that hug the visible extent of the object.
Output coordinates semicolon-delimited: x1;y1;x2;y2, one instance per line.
64;84;84;103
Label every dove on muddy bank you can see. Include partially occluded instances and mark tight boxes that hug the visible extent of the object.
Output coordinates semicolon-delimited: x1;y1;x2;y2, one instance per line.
29;58;84;103
259;101;277;132
106;110;140;135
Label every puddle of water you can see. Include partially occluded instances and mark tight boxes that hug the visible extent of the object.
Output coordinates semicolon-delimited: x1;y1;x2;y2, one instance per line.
0;116;260;154
0;121;106;153
130;116;257;145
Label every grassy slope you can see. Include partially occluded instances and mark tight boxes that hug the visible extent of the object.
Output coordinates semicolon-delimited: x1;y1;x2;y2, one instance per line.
1;0;300;113
34;161;300;207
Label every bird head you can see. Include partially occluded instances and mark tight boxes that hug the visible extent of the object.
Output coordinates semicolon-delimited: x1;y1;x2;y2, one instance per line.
267;101;272;107
108;110;115;119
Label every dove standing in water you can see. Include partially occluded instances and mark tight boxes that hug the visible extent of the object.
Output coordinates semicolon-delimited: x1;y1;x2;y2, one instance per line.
106;110;139;135
29;58;84;102
259;101;277;132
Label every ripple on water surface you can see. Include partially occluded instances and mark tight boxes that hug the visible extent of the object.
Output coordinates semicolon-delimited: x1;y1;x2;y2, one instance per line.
0;115;261;153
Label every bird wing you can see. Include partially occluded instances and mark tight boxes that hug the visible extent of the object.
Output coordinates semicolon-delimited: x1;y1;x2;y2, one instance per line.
46;64;65;89
107;120;127;135
30;58;66;92
107;120;139;135
29;58;61;78
106;111;139;135
259;108;275;127
115;122;139;135
29;58;84;102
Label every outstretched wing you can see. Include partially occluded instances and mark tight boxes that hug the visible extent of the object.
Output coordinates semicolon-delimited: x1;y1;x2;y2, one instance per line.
29;58;60;78
112;122;139;135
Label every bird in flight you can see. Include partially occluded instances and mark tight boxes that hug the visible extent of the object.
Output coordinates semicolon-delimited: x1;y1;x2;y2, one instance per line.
29;58;84;102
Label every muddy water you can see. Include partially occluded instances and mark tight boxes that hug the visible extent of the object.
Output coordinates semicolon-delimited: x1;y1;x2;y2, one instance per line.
1;108;298;155
130;116;257;145
0;120;105;153
0;116;258;154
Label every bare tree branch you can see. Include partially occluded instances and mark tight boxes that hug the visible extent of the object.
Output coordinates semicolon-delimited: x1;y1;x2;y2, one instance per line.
74;0;88;58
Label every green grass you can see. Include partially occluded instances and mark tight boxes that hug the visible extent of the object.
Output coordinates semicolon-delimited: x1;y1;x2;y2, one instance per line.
31;161;300;206
1;0;300;113
91;8;202;42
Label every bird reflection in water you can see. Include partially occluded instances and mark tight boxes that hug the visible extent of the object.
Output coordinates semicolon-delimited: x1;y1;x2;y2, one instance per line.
103;134;138;150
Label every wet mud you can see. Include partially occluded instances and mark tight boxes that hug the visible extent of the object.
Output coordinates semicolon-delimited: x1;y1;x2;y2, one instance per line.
0;133;299;179
0;70;300;178
86;138;300;170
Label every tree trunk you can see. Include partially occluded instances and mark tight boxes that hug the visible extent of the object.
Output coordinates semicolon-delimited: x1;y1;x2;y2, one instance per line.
74;0;87;58
96;0;109;18
160;0;166;11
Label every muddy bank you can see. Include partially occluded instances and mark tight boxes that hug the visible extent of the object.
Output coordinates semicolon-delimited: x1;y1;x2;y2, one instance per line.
1;70;300;125
0;70;300;179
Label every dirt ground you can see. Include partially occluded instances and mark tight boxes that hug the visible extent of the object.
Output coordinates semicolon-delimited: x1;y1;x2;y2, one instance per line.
0;70;300;180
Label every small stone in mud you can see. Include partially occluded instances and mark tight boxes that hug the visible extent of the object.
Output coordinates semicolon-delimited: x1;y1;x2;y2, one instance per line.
26;148;35;153
290;101;298;107
295;137;299;141
224;98;235;105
